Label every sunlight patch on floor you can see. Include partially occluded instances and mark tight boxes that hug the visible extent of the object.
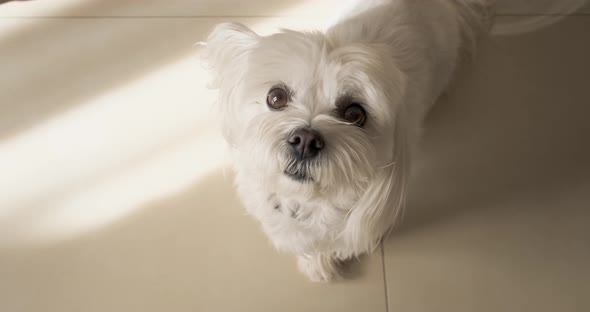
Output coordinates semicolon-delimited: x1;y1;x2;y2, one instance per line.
0;53;228;245
20;132;227;245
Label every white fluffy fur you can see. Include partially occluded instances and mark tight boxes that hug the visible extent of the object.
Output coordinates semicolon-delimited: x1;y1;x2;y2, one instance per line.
203;0;493;282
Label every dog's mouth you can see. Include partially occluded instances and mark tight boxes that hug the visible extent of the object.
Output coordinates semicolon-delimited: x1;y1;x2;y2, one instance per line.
284;169;314;183
283;161;315;183
283;157;318;183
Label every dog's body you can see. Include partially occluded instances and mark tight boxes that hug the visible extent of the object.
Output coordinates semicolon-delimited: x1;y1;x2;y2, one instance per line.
204;0;492;281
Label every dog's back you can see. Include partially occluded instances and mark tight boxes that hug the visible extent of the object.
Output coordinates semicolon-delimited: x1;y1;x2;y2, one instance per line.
327;0;492;114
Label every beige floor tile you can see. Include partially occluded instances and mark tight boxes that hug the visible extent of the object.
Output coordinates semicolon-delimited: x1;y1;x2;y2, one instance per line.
384;16;590;312
0;168;386;312
581;2;590;13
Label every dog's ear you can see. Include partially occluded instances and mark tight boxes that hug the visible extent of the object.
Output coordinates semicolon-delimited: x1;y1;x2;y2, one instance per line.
202;22;259;88
345;107;409;254
201;22;259;143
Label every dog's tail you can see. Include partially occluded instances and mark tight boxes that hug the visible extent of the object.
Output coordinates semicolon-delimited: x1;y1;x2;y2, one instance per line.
490;0;588;36
451;0;495;60
457;0;589;37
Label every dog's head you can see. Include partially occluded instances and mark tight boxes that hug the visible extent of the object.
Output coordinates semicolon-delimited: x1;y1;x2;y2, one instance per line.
203;22;408;252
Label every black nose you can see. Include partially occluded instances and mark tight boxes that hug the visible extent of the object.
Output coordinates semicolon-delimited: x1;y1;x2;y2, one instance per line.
287;128;325;160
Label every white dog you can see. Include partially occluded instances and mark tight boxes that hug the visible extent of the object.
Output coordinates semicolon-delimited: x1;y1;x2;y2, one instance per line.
203;0;493;282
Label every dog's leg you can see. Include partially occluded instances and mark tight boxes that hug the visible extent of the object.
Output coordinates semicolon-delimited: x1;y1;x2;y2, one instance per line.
296;254;345;282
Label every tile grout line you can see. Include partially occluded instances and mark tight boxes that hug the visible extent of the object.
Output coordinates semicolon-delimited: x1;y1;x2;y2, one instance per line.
380;243;390;312
496;13;590;17
0;15;317;19
1;13;590;19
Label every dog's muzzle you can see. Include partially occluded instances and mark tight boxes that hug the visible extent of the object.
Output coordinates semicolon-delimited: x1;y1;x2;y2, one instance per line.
284;127;324;182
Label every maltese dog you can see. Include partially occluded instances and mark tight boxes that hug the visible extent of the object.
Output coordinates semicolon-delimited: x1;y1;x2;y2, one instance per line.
203;0;493;282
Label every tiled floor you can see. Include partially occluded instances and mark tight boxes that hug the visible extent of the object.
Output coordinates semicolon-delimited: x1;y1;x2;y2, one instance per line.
0;1;589;312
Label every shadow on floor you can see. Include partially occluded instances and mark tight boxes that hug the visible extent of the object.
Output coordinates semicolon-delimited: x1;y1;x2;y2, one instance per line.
392;16;590;238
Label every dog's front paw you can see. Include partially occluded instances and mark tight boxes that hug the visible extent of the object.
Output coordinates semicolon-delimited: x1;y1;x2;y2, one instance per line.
296;254;343;283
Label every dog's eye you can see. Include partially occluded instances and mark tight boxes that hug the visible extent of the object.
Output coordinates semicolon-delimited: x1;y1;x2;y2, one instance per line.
343;103;366;127
267;87;289;110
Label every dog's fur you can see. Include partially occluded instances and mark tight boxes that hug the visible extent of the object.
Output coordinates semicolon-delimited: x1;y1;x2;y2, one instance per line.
203;0;493;282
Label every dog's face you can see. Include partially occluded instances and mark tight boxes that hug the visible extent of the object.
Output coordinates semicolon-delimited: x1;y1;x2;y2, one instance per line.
206;23;405;199
204;23;408;254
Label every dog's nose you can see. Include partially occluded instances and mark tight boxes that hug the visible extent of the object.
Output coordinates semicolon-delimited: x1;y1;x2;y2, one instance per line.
288;128;325;160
